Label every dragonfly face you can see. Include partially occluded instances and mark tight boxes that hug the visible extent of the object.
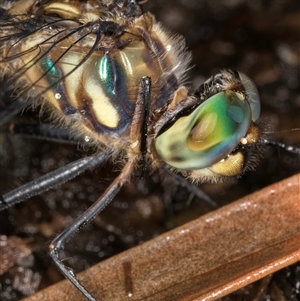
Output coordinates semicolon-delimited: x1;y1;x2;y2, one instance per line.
0;1;299;301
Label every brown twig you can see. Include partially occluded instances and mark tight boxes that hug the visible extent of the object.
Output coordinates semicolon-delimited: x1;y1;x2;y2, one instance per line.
22;173;300;301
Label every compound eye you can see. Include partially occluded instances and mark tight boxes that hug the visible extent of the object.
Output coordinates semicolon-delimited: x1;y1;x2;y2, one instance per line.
155;90;252;171
238;72;260;121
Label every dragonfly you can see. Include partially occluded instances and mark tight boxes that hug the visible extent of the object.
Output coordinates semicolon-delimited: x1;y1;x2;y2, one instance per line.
0;1;299;300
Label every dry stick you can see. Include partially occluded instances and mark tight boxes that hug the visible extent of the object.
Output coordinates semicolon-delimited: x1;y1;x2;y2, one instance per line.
22;173;300;301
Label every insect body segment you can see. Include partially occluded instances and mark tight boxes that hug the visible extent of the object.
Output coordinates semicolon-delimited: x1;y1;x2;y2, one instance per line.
1;1;190;145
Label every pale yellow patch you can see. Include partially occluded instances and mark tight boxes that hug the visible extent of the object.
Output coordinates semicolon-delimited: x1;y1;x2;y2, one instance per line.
240;137;248;145
44;2;81;18
60;54;84;108
168;87;188;110
85;78;120;128
209;152;244;176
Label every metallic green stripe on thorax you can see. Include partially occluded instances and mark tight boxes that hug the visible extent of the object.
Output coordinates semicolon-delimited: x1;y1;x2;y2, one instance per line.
2;7;181;137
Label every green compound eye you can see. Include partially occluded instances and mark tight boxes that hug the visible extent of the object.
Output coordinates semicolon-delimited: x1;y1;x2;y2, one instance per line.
155;90;252;170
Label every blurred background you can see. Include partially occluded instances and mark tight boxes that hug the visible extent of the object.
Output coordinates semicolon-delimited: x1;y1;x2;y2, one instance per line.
0;0;299;300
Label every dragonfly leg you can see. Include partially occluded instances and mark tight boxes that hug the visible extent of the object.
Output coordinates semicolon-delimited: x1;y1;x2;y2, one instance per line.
0;151;112;210
49;159;135;301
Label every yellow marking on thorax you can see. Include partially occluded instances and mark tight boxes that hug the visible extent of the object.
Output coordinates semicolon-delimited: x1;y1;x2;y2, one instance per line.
85;78;120;129
43;2;81;18
60;53;84;108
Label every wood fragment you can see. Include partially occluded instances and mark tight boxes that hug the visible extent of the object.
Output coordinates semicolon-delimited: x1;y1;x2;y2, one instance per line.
22;173;300;301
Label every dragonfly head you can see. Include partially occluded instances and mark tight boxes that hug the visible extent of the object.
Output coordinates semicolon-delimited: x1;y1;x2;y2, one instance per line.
154;70;262;182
